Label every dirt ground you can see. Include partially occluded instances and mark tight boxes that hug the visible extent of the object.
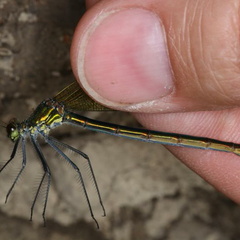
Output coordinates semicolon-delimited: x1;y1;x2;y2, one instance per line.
0;1;240;240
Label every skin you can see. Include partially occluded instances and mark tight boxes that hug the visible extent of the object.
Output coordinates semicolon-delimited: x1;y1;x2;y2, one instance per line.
71;0;240;203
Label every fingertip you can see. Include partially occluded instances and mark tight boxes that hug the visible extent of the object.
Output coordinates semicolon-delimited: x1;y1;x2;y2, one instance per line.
71;0;240;113
84;9;174;104
71;8;173;110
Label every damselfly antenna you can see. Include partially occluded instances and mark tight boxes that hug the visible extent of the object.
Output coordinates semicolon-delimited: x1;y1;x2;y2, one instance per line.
0;120;7;128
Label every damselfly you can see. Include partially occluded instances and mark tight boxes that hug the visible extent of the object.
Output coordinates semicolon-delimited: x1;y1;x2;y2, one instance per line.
1;81;240;228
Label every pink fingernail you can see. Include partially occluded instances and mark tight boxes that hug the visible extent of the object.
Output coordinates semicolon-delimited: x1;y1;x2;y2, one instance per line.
78;8;173;105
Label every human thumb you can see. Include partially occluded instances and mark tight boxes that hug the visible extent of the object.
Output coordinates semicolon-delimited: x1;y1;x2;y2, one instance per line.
71;1;240;113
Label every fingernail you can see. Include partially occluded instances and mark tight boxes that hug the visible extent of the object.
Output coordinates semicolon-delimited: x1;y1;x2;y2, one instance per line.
78;8;173;105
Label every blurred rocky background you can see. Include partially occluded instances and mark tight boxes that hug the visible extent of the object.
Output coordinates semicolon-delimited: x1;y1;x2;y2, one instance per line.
0;0;240;239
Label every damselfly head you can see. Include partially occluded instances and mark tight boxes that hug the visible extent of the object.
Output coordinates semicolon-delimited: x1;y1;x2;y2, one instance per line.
6;118;20;142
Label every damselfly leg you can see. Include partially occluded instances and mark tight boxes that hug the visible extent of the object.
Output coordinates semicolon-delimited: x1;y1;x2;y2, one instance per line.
0;138;27;204
46;135;106;217
40;132;104;228
30;135;51;226
5;138;26;203
0;138;20;173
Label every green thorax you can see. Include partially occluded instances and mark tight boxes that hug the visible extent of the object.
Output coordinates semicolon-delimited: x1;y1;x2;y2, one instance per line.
24;99;65;133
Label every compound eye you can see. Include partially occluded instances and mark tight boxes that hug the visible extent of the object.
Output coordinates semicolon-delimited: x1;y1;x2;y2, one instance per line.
7;123;15;134
6;122;19;142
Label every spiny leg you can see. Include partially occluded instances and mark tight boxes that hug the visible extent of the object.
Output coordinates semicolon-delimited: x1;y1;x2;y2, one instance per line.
5;138;27;203
31;135;51;226
48;135;106;217
42;133;100;229
0;138;20;173
29;171;48;222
